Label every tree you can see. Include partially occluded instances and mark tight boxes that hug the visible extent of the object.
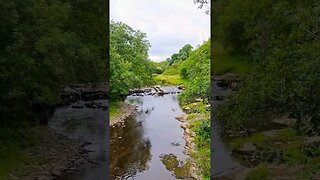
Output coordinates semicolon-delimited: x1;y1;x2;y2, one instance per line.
0;0;108;126
214;0;320;133
110;21;153;100
179;40;210;103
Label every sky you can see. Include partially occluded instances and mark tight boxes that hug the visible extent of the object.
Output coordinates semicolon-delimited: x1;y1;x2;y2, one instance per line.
110;0;210;62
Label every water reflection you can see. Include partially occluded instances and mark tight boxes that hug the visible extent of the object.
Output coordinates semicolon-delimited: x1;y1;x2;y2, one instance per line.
110;86;189;180
49;100;108;180
110;116;152;179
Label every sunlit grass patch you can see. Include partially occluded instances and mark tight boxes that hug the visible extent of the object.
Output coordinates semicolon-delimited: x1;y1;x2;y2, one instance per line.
153;74;187;86
229;133;268;149
109;101;121;119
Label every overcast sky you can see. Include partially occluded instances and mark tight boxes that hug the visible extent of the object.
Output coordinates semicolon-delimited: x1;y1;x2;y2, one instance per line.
110;0;210;62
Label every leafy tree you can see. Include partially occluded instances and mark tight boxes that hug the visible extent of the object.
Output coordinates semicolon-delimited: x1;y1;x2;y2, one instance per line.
109;21;153;100
167;44;193;66
0;0;108;126
179;40;210;103
214;0;320;133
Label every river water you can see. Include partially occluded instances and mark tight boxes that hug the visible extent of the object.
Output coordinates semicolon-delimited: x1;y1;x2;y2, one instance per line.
110;86;191;179
212;78;241;177
49;100;108;180
47;83;236;179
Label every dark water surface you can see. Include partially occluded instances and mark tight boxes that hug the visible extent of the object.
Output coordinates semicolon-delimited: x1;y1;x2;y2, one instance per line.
110;86;190;179
49;100;108;180
212;79;241;176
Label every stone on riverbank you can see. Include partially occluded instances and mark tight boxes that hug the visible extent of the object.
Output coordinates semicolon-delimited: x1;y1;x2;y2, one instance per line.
233;143;257;155
8;127;93;180
271;116;296;127
110;102;137;126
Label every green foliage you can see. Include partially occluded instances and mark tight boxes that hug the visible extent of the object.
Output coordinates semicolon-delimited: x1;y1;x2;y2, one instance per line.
184;102;210;179
213;42;254;75
110;21;154;99
167;44;193;65
0;0;107;125
162;64;181;75
0;128;35;178
193;119;210;178
246;164;269;180
230;133;268;149
282;148;306;165
109;101;121;119
179;40;210;104
215;0;320;132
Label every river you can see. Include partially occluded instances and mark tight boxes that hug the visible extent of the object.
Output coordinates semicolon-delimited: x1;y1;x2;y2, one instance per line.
47;84;234;179
212;77;241;177
49;100;108;180
110;86;192;179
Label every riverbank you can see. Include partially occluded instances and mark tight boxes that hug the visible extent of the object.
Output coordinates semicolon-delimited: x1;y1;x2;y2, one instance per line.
1;126;92;180
110;101;138;126
111;86;197;179
213;74;320;179
152;75;210;179
177;101;211;179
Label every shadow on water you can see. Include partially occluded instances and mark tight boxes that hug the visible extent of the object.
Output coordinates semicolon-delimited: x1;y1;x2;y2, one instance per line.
110;86;191;180
49;100;108;180
212;78;241;177
110;116;152;178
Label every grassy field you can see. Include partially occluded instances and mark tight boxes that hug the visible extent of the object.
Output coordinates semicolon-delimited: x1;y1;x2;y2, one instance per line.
153;74;187;86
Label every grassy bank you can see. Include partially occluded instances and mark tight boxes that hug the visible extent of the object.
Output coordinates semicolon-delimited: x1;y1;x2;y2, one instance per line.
226;127;320;179
152;74;187;86
181;102;211;179
109;101;121;120
0;128;33;179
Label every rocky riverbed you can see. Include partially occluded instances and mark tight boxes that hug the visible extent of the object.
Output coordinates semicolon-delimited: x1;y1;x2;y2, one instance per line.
110;102;138;126
7;127;94;180
110;86;199;179
212;74;320;179
175;113;202;180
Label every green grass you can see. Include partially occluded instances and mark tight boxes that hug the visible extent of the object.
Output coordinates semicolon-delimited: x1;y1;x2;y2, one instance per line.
246;164;270;180
183;102;211;179
213;42;254;75
162;61;182;75
153;74;187;86
229;133;268;149
109;101;121;119
0;128;34;178
228;128;317;177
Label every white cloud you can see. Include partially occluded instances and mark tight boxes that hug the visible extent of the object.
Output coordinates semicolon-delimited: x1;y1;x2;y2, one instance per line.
110;0;210;62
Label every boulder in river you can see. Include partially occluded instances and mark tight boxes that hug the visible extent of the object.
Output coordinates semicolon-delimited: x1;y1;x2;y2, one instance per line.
175;115;186;122
71;104;84;109
271;115;296;127
233;143;257;155
302;136;320;146
262;130;281;138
